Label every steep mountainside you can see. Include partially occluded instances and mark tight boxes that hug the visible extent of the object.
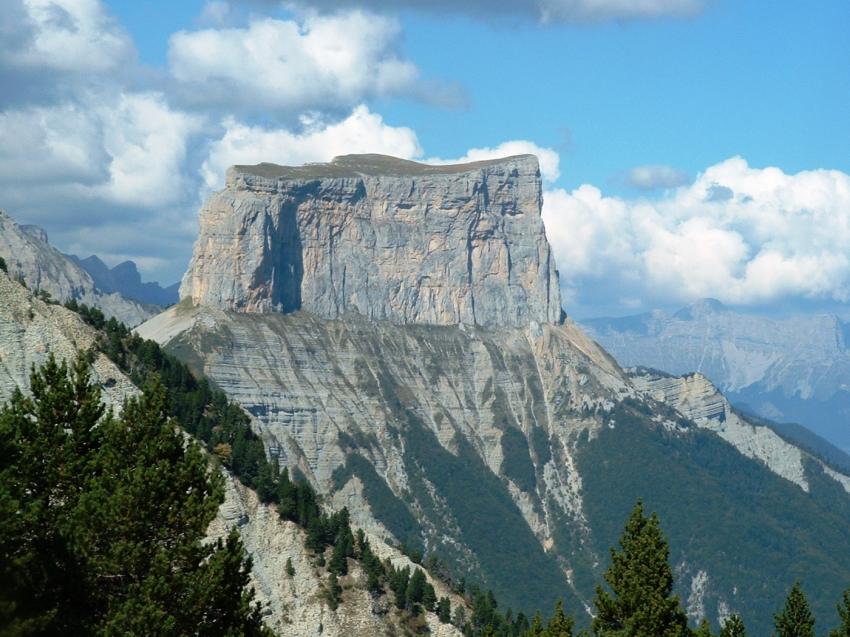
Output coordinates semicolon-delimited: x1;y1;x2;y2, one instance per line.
69;254;179;306
0;210;157;326
0;269;465;637
582;300;850;452
141;154;850;634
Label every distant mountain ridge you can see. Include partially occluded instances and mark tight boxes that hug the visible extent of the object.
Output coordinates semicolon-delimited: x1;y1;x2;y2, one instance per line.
582;300;850;452
68;254;179;307
0;209;157;326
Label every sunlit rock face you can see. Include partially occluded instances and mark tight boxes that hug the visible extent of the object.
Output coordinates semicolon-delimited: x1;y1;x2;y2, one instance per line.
180;154;562;328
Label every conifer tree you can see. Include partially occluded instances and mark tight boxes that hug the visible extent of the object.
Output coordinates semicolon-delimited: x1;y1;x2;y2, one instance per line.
720;614;746;637
0;354;270;635
326;572;342;611
591;500;689;637
422;582;437;613
831;588;850;637
774;582;815;637
694;619;715;637
437;597;452;623
547;600;575;637
391;565;411;609
526;611;545;637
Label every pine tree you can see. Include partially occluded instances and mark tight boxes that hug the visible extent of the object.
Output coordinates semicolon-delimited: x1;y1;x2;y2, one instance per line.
326;572;342;611
774;582;815;637
390;565;410;609
591;500;689;637
437;596;452;623
694;619;715;637
526;611;545;637
0;355;270;635
277;467;298;520
547;600;575;637
407;568;427;612
720;614;747;637
832;588;850;637
330;536;350;575
422;582;437;613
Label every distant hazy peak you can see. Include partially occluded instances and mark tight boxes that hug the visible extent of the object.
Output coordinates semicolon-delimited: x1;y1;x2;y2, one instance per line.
68;254;179;307
672;298;727;320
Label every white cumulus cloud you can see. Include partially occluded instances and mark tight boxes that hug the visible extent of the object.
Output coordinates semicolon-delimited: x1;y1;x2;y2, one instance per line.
168;10;420;113
201;105;422;190
625;164;690;190
430;140;560;183
542;157;850;314
3;0;133;73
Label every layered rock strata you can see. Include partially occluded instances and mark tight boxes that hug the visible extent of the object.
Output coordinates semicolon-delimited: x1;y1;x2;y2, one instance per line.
181;154;561;328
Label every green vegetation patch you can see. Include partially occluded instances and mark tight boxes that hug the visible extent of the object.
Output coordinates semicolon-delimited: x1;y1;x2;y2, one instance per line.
500;427;537;493
332;453;422;551
576;401;850;635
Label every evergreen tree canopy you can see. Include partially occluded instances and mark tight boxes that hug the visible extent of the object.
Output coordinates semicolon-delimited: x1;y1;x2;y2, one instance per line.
720;614;746;637
591;500;689;637
774;582;815;637
832;588;850;637
0;354;270;636
546;600;574;637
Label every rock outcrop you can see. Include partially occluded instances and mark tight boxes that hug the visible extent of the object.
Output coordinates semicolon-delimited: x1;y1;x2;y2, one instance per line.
0;270;137;409
181;154;561;328
630;370;812;491
0;209;157;326
210;473;465;637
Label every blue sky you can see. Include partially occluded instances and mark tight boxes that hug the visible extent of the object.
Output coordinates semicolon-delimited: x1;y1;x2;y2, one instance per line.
108;0;850;192
1;0;849;317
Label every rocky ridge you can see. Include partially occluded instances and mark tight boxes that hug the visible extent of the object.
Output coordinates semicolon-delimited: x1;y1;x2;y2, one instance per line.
181;154;561;328
0;209;156;326
630;370;819;492
0;271;136;408
582;300;850;452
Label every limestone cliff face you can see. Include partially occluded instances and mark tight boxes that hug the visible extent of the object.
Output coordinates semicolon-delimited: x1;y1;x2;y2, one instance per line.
0;209;156;326
181;154;561;328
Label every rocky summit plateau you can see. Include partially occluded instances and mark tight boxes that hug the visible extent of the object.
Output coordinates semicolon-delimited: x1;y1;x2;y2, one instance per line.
181;154;561;328
140;153;850;634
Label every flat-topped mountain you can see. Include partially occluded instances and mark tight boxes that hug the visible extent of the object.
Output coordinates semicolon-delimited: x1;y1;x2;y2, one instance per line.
181;154;561;328
143;155;850;633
